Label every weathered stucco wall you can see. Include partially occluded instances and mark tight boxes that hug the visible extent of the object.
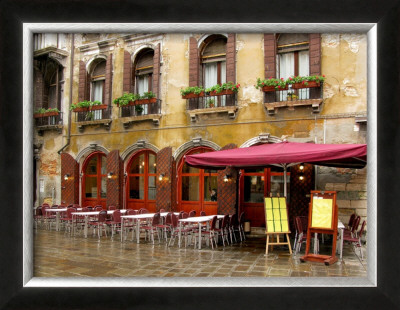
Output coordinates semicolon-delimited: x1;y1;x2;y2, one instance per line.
34;32;368;226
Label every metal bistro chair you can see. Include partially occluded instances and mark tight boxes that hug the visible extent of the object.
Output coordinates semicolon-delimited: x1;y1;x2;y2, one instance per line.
343;220;366;260
194;215;218;249
169;213;193;248
142;212;161;244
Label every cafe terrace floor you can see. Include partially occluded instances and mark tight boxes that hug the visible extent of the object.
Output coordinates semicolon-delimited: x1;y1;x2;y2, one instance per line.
33;228;367;278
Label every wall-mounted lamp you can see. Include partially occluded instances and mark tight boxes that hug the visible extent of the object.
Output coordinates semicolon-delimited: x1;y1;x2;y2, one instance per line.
64;174;71;181
299;172;305;181
299;163;304;170
158;173;165;181
107;172;115;179
223;174;232;183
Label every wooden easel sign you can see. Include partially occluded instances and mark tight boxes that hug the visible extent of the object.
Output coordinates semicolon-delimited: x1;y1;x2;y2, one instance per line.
300;191;338;265
264;196;292;255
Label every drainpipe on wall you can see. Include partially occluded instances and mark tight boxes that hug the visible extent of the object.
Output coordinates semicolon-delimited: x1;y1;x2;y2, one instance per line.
57;33;74;155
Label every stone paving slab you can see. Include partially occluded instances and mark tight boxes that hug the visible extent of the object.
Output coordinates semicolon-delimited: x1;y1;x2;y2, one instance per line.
33;228;367;278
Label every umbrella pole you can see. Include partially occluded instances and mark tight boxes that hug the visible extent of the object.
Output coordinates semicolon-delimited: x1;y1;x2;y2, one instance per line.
283;164;287;197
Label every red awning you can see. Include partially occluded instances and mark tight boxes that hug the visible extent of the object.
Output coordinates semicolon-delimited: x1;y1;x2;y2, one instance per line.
185;141;367;169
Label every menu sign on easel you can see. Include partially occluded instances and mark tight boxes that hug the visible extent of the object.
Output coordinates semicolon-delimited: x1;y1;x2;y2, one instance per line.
300;191;338;265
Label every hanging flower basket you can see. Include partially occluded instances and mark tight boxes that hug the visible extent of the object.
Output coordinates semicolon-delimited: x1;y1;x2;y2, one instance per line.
182;92;205;99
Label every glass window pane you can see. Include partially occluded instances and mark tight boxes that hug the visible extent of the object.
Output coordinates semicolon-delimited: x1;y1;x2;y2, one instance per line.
130;153;145;174
137;75;149;96
270;174;290;200
85;177;97;198
182;162;199;174
204;176;218;201
100;177;107;198
244;168;264;173
204;62;218;88
244;176;264;203
92;80;104;103
148;153;157;174
100;155;107;174
182;176;199;201
86;157;97;175
129;176;144;199
148;176;156;200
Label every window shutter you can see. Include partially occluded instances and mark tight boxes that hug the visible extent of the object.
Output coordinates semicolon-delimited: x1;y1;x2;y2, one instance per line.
106;150;123;208
61;153;79;205
264;34;276;79
309;34;321;75
226;34;236;83
123;51;132;93
78;60;88;102
104;54;113;106
153;43;161;98
189;37;199;87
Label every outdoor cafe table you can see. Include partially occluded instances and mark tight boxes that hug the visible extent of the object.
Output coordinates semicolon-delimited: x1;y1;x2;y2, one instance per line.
179;215;225;249
71;210;127;238
44;208;67;231
120;212;179;243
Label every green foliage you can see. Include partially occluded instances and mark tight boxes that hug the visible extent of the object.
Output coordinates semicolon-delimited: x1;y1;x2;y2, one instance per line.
70;100;102;110
255;75;326;90
135;105;144;113
180;86;205;96
113;92;156;106
34;107;60;114
205;98;215;108
206;81;240;93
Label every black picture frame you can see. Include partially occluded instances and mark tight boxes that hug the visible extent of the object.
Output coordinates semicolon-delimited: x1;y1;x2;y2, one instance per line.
1;0;399;309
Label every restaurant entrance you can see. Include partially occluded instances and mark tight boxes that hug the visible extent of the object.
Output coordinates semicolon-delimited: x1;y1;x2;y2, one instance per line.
81;152;107;208
239;167;290;227
178;147;218;215
125;150;157;212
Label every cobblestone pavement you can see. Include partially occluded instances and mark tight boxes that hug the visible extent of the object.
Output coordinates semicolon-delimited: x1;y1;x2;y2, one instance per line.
34;228;367;278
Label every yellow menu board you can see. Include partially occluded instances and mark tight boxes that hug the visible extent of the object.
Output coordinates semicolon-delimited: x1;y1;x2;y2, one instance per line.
311;198;333;229
264;197;289;233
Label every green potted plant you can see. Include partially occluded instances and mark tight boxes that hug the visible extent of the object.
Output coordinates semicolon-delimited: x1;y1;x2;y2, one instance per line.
136;91;157;104
286;92;298;101
135;104;144;115
255;77;288;92
33;107;60;118
180;86;205;99
113;93;140;107
287;75;325;89
205;98;215;108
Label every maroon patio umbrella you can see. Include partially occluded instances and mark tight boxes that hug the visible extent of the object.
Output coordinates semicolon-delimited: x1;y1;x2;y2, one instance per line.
185;141;367;196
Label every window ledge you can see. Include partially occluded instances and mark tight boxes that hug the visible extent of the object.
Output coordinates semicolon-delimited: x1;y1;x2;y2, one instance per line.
264;99;323;115
121;114;161;129
188;106;238;122
36;124;63;136
77;119;112;133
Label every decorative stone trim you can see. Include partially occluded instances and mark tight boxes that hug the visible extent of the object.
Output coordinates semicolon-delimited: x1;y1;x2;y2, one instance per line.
240;134;282;148
33;46;69;67
121;114;161;129
121;141;160;161
264;99;323;115
188;106;238;122
77;119;112;133
173;138;221;162
37;124;63;136
76;145;110;163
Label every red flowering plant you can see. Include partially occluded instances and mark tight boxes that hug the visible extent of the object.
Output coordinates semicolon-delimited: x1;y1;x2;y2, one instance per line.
255;77;287;90
286;75;326;86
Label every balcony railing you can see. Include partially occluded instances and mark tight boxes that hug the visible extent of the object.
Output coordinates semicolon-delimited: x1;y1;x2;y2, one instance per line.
74;107;112;122
35;112;63;127
119;99;161;118
263;83;324;114
186;92;237;110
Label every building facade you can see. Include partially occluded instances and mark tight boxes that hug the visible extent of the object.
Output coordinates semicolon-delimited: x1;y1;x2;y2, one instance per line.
32;32;367;230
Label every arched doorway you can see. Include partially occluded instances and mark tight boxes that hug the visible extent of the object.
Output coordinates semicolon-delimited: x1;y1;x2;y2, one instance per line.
239;166;290;227
81;152;107;208
126;150;157;212
178;147;218;215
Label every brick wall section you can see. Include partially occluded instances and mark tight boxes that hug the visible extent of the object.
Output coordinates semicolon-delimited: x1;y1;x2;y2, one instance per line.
156;147;173;211
217;144;237;215
325;167;367;228
123;51;132;93
309;34;321;75
78;60;89;102
60;153;79;205
226;34;236;83
189;37;199;87
104;54;113;106
153;43;161;98
106;150;123;208
264;34;277;79
289;164;314;235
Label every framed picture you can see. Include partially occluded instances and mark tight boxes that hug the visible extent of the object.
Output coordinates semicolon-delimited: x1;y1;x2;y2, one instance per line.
1;0;398;309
